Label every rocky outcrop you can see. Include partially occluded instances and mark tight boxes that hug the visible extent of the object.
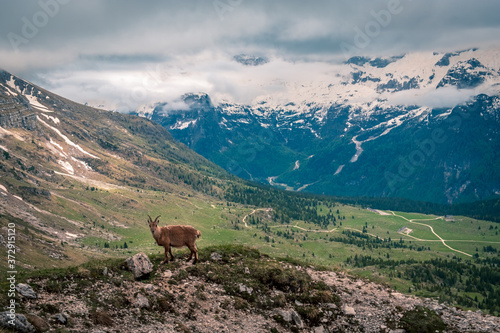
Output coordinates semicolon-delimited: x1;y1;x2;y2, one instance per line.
0;102;37;130
16;283;37;299
124;252;153;279
0;312;36;333
14;256;500;333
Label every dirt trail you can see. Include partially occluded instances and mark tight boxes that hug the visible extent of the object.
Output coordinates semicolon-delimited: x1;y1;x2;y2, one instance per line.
243;208;272;228
389;211;473;257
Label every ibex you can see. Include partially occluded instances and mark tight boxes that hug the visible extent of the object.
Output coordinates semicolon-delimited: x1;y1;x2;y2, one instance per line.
147;215;201;264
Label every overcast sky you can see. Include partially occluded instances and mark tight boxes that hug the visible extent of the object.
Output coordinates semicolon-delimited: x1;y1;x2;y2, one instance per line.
1;0;500;109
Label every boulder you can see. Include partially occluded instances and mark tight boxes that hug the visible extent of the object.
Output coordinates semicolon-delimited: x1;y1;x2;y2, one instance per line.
343;305;356;316
16;283;37;299
0;312;36;333
25;314;49;332
210;252;223;261
277;309;303;328
134;293;150;308
125;253;153;279
239;283;253;295
53;313;68;325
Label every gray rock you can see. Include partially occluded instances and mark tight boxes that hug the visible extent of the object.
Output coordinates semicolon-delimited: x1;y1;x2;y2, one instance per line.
343;305;356;316
102;267;108;276
239;283;253;295
290;309;304;328
16;283;37;299
277;309;303;327
143;283;155;292
313;326;325;333
53;313;68;325
389;330;406;333
278;309;292;323
244;266;250;274
0;312;36;333
210;252;223;261
125;253;153;279
135;293;150;308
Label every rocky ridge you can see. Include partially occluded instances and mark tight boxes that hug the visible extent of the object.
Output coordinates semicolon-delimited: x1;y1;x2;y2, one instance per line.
2;247;499;333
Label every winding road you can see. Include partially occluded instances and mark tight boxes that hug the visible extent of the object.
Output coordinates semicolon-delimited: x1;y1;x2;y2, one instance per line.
389;211;473;257
241;207;498;258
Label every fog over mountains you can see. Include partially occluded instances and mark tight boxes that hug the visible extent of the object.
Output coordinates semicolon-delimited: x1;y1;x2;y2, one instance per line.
128;48;500;204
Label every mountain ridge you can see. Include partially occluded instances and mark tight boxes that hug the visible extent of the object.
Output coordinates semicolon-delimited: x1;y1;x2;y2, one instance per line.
127;48;500;204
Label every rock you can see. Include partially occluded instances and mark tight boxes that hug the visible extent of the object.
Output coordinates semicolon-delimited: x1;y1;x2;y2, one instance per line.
239;284;253;295
343;305;356;316
16;283;37;299
326;303;337;309
295;300;303;306
102;267;108;276
313;326;325;333
0;312;36;333
277;309;304;328
143;283;155;292
244;267;250;274
135;293;150;308
125;253;153;279
210;252;223;261
25;314;49;332
278;309;292;323
162;270;173;279
290;309;304;328
53;313;68;325
389;330;406;333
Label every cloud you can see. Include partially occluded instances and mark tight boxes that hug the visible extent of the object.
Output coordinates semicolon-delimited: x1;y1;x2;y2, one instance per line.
1;0;499;108
384;86;478;109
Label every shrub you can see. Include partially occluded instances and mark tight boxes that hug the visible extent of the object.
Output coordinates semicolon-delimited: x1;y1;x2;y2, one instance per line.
399;306;447;333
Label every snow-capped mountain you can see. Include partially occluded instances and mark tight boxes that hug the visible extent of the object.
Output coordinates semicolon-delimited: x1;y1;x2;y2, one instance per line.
131;48;500;204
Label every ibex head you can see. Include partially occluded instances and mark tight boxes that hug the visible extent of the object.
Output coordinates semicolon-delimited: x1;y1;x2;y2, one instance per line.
147;215;161;235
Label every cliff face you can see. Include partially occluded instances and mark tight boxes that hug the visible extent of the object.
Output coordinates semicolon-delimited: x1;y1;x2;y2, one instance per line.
0;70;37;130
0;96;37;130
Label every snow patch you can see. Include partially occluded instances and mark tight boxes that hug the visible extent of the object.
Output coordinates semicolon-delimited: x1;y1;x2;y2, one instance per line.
170;119;197;130
5;76;19;93
58;160;74;174
38;117;99;159
71;156;92;170
39;113;60;124
293;160;300;170
24;91;52;112
65;232;78;238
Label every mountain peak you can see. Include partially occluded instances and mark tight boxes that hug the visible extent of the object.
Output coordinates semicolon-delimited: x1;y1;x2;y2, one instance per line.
233;54;269;66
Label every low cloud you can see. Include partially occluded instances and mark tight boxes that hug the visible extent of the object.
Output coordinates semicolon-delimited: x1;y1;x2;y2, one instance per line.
384;86;478;109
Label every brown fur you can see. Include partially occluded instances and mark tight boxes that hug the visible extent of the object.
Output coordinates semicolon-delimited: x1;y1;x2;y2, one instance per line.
148;215;201;264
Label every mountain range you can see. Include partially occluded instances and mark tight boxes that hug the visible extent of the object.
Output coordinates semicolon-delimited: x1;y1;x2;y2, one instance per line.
129;48;500;204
